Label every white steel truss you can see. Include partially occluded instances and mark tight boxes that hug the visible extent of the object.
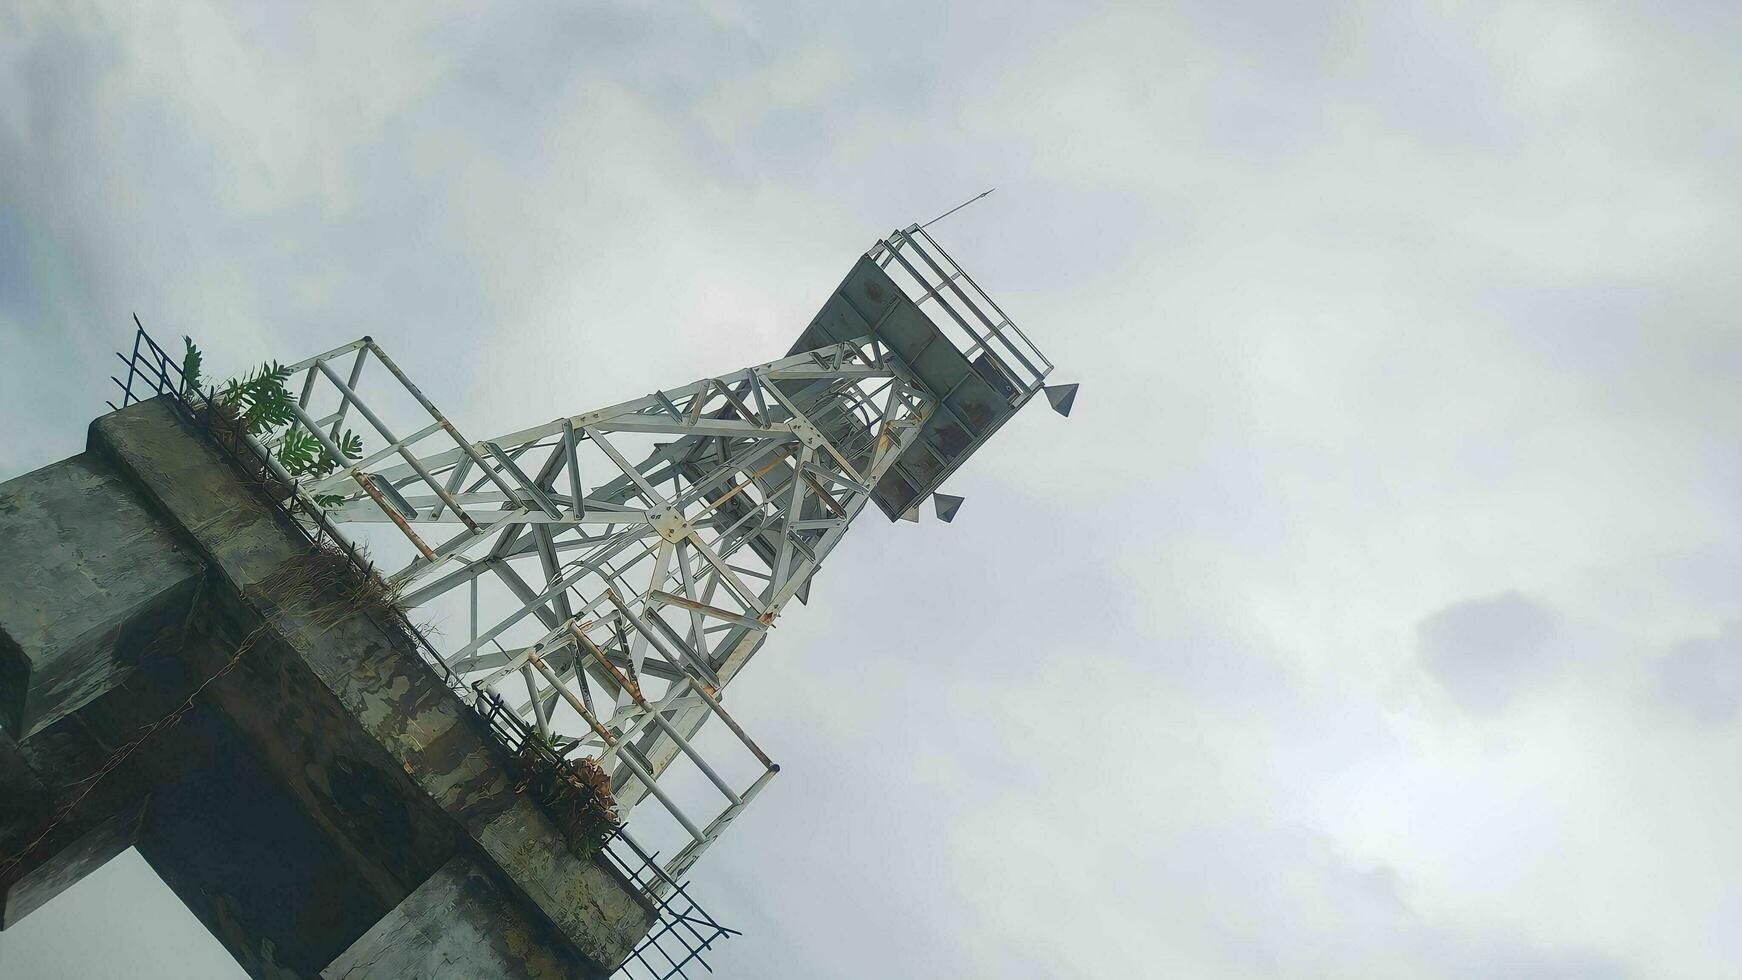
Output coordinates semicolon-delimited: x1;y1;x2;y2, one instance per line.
245;227;1068;883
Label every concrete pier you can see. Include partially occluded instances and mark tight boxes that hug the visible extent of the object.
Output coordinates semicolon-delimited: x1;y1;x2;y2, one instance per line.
0;398;654;978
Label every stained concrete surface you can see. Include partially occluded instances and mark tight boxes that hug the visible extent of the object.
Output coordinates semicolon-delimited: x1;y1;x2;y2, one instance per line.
0;398;654;977
0;450;202;738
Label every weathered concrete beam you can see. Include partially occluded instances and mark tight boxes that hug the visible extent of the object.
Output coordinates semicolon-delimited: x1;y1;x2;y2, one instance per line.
322;855;593;979
0;721;147;928
0;606;197;928
0;398;655;977
0;451;202;738
87;400;655;972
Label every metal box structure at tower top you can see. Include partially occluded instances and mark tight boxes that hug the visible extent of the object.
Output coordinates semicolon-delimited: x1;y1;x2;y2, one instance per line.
794;228;1054;519
227;223;1070;902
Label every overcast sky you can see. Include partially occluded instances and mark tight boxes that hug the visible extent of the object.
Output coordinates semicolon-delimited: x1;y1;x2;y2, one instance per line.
3;2;1740;978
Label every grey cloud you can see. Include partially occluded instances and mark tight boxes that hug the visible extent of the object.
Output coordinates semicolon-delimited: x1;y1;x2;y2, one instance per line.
1146;823;1630;980
1657;623;1742;724
1416;591;1563;712
5;1;1742;978
1427;934;1635;980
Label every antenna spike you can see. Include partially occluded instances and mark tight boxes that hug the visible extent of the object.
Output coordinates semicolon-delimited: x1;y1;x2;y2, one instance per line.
920;188;996;230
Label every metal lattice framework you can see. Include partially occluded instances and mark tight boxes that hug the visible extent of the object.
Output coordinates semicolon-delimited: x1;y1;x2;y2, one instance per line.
242;225;1070;884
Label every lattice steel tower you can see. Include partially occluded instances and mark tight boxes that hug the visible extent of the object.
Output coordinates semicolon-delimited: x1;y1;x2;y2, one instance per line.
0;221;1071;979
270;223;1074;886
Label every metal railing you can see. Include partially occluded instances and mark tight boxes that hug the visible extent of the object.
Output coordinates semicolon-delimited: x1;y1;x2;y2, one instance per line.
109;320;738;979
870;225;1054;400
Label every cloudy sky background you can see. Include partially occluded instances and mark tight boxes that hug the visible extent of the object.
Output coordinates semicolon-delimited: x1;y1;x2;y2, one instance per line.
2;1;1740;977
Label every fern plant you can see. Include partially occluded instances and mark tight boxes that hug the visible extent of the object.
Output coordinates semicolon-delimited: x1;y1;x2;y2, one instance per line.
181;339;365;502
181;336;203;393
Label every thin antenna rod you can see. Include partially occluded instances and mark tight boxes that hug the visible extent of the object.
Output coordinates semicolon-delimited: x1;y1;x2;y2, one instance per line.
921;188;995;230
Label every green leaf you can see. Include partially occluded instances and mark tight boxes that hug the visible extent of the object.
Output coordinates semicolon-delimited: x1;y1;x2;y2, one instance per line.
212;359;366;481
276;428;321;475
181;337;203;393
226;361;298;437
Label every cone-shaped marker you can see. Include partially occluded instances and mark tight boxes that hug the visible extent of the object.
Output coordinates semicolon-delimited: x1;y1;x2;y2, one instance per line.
1043;383;1078;417
899;505;921;523
933;493;964;523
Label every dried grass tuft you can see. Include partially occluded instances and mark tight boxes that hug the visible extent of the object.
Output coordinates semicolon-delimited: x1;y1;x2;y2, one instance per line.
256;542;422;652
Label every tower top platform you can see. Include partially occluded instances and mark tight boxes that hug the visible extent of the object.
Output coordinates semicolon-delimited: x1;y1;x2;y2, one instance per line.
788;225;1055;520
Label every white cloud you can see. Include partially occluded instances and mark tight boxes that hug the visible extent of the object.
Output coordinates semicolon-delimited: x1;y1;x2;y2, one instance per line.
4;1;1742;977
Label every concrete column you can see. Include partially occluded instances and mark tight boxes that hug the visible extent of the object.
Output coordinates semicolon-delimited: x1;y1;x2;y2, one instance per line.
0;450;202;738
0;721;145;927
